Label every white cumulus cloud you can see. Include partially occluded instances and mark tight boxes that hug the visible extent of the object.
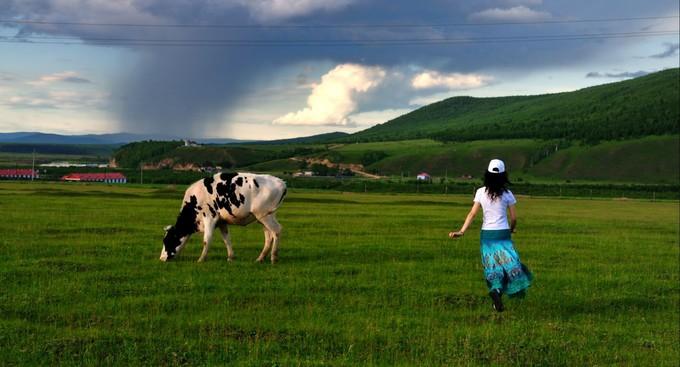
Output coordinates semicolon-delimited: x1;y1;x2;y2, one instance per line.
236;0;355;21
273;64;386;126
411;70;492;90
470;5;551;22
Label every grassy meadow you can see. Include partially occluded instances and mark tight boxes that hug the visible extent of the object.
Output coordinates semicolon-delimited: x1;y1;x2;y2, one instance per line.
0;182;678;366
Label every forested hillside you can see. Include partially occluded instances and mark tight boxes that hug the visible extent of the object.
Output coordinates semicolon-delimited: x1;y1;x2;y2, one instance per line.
349;68;679;143
111;141;324;169
111;141;184;168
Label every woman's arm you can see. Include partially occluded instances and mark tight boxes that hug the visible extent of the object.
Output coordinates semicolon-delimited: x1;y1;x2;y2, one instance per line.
508;204;517;233
449;202;481;238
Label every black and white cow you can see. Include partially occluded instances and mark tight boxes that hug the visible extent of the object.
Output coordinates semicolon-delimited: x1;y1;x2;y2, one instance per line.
160;172;287;263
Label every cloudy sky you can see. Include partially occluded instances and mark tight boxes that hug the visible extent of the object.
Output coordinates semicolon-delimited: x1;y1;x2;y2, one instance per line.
0;0;678;140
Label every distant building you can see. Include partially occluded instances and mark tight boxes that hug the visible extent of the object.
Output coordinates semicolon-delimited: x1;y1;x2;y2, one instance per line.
416;172;431;181
183;139;200;147
293;171;314;177
0;169;39;180
61;172;127;183
40;161;107;168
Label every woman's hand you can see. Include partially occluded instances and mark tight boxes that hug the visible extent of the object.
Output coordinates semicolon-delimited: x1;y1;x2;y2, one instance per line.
449;231;464;239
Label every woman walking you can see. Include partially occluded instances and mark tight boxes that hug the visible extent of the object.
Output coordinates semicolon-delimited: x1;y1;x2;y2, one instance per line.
449;159;532;312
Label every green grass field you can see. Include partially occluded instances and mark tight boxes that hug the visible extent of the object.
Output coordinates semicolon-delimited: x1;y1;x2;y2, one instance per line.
0;182;677;366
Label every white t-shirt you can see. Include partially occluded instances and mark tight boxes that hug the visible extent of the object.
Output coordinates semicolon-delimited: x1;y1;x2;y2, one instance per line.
473;187;517;230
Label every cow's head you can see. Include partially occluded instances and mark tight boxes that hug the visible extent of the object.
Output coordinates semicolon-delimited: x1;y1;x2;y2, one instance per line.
160;195;200;261
160;225;180;261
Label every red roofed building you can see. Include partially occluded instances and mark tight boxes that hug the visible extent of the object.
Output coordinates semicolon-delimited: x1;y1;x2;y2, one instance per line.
61;172;127;183
0;169;39;180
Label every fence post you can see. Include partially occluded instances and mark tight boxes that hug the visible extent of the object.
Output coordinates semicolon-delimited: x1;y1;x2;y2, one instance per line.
652;191;656;202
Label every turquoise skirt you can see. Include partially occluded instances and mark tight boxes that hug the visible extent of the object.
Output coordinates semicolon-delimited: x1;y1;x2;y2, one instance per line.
480;229;532;296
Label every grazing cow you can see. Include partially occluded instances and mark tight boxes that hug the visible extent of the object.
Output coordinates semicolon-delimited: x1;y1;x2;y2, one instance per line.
160;172;287;263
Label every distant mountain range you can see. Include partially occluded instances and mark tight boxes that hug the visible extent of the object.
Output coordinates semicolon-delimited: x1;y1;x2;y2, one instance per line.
0;130;352;146
0;132;249;145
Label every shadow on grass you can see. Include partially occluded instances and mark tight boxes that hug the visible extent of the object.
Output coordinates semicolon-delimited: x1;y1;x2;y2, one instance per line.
270;247;441;265
546;295;669;317
44;227;136;235
155;248;441;268
286;197;468;207
34;258;101;272
27;188;145;199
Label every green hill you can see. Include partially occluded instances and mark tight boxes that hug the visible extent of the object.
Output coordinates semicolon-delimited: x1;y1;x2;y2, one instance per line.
529;135;679;183
111;141;326;169
356;136;678;184
348;68;679;143
110;135;679;184
109;70;679;184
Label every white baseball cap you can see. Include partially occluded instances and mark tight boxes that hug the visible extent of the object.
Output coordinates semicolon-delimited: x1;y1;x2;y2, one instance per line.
487;159;506;173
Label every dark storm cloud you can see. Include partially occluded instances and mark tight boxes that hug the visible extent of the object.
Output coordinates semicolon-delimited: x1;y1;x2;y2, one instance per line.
62;76;91;84
650;43;680;58
111;46;287;134
1;0;677;134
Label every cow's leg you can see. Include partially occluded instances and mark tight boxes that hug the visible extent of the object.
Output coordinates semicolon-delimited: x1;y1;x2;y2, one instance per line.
218;224;235;261
198;221;215;262
256;229;272;263
259;214;282;264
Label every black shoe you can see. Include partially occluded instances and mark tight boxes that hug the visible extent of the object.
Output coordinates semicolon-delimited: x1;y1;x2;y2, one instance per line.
489;290;504;312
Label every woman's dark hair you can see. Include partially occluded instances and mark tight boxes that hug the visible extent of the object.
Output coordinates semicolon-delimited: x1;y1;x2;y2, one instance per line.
484;171;510;201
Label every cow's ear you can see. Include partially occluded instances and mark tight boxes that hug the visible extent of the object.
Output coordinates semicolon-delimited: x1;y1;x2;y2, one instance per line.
164;225;173;232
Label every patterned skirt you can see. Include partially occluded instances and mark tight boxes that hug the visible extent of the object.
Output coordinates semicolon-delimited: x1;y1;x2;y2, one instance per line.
480;229;532;296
